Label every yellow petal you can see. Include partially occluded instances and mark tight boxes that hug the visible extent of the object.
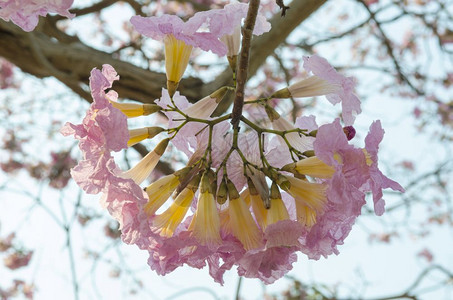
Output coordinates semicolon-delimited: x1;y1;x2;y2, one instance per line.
250;193;267;230
295;202;317;228
152;187;194;237
127;127;164;147
286;176;327;214
266;197;289;227
109;100;161;118
294;156;335;179
164;34;193;83
228;197;263;250
122;139;169;184
144;174;179;215
189;191;221;246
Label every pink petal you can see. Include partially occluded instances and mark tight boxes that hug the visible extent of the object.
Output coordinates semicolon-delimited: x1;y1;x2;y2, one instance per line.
303;55;362;126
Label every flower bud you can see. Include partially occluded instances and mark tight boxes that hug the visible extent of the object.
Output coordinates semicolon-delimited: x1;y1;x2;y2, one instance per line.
183;86;229;119
283;157;335;179
209;86;229;104
271;76;340;99
264;105;281;122
226;180;240;200
109;101;161;118
122;138;169;184
270;87;291;99
343;126;356;140
216;179;228;205
127;127;165;147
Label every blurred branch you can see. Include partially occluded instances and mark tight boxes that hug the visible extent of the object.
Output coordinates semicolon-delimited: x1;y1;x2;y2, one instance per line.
166;287;220;300
356;0;424;95
0;20;204;102
66;0;119;18
366;265;453;300
235;276;243;300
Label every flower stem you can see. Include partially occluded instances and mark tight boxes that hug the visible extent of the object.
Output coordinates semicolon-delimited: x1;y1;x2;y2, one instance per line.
231;0;261;129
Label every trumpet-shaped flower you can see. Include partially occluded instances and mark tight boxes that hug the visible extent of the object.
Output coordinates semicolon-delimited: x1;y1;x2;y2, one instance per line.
190;171;222;247
303;55;362;126
226;181;263;251
109;101;161;118
152;176;199;237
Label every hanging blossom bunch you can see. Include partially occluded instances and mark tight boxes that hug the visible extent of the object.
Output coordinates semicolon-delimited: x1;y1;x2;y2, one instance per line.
62;2;404;284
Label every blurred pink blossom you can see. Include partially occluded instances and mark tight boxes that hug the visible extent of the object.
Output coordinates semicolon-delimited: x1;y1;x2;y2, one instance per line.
0;0;74;32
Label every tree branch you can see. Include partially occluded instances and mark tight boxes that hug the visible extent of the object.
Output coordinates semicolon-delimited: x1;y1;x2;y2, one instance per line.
231;0;260;129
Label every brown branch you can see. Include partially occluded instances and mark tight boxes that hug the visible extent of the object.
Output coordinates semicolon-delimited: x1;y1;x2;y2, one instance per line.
276;0;290;16
231;0;260;129
0;20;204;102
52;0;119;21
122;0;144;16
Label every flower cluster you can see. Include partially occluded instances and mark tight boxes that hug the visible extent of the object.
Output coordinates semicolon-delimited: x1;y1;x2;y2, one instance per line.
0;0;74;32
63;2;404;284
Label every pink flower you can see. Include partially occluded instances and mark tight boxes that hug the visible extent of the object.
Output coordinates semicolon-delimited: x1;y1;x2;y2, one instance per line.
47;151;77;189
302;119;403;259
100;175;153;248
130;2;270;56
364;0;379;5
4;251;33;270
61;65;129;193
417;248;434;263
303;55;362;126
363;121;405;215
0;233;15;252
0;0;74;32
238;247;297;284
235;220;303;284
